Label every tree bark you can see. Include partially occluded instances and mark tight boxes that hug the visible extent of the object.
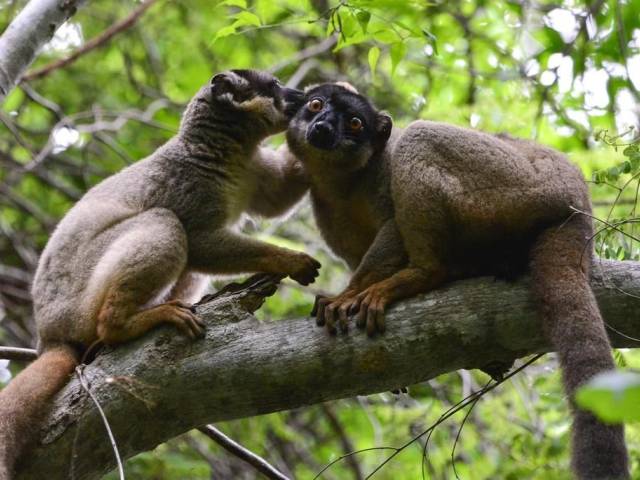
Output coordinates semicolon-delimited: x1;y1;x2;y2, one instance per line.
15;260;640;479
0;0;88;100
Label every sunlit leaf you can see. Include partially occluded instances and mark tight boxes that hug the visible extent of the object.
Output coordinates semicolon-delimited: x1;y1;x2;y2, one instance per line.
576;371;640;423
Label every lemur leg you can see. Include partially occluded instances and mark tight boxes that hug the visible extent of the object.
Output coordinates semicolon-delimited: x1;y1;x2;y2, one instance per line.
188;228;320;285
314;220;408;332
168;271;209;304
93;209;204;345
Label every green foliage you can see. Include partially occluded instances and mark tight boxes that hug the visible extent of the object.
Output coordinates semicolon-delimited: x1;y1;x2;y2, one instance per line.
577;371;640;423
1;0;640;478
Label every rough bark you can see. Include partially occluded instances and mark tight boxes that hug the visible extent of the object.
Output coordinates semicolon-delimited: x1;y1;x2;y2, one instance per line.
14;260;640;479
0;0;88;100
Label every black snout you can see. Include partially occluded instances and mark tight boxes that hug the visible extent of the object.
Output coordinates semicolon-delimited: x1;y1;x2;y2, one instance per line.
282;87;305;118
307;121;337;149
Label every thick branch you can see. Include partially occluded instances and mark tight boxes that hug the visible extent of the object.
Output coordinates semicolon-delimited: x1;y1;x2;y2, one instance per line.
15;260;640;479
0;0;88;101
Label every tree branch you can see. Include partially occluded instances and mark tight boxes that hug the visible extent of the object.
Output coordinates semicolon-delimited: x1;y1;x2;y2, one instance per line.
22;0;158;82
12;260;640;479
198;425;290;480
0;0;88;101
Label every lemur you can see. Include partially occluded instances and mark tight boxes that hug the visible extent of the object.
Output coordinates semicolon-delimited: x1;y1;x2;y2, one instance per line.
0;69;320;479
285;82;629;480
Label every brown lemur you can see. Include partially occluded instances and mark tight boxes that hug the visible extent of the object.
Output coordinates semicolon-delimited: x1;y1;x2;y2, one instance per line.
285;82;629;479
0;69;320;479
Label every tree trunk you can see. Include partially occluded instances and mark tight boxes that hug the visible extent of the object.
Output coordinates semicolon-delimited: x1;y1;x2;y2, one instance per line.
15;260;640;479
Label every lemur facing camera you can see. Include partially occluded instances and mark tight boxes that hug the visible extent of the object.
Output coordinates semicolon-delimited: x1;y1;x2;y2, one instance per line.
286;82;628;480
0;69;320;480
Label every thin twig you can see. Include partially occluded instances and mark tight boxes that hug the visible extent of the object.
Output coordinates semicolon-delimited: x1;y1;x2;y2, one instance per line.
22;0;159;82
0;346;37;361
198;424;290;480
75;364;125;480
362;356;544;479
320;403;364;480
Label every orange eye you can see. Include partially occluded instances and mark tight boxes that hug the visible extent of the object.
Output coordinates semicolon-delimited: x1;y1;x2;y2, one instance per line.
308;98;323;112
349;117;363;131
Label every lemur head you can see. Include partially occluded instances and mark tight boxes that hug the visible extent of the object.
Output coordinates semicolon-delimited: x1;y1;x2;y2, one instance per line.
286;83;392;172
182;69;305;138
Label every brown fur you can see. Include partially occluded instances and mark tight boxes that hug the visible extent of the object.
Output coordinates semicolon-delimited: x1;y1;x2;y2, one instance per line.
0;70;315;479
287;85;629;479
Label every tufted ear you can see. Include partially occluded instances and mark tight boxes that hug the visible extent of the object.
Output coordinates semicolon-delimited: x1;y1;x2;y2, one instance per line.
210;71;250;101
210;73;233;97
374;112;392;151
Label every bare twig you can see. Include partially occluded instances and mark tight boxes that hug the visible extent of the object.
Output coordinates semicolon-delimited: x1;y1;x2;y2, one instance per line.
0;346;37;361
198;424;290;480
75;364;125;480
23;0;159;82
320;403;364;480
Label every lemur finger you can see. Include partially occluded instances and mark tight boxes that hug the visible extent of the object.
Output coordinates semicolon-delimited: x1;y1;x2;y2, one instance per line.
356;294;371;329
311;295;324;317
315;298;329;326
325;303;339;334
366;304;377;337
338;303;351;333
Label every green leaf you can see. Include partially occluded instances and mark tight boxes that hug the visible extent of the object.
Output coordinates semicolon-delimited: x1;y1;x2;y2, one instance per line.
623;145;639;157
606;166;620;180
356;10;371;33
213;24;238;42
372;29;399;44
368;46;381;80
219;0;247;7
390;41;407;75
576;371;640;423
233;10;261;28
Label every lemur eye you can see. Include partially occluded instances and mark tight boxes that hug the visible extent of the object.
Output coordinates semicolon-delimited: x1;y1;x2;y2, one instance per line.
308;98;324;112
349;117;363;131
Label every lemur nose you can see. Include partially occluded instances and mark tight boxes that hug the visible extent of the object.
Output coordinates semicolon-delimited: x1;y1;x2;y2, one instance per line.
313;121;333;137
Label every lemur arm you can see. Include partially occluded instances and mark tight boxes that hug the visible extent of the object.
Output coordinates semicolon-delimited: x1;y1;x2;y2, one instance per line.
312;219;408;331
347;219;409;291
187;227;319;286
246;144;310;218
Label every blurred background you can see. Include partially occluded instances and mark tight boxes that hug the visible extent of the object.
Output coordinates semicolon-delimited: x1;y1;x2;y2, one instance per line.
1;0;639;478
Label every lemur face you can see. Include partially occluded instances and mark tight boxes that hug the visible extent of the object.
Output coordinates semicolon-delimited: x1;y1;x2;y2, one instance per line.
209;69;305;133
286;83;392;171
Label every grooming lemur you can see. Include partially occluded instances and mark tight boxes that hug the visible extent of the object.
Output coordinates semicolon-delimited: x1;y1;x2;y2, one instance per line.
0;69;319;479
286;82;629;479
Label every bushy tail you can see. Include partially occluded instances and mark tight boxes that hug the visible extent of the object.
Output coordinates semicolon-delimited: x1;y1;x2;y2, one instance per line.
530;213;629;480
0;346;77;480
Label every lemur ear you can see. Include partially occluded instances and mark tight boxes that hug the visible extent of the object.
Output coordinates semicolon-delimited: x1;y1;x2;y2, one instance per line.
210;73;234;98
375;112;392;150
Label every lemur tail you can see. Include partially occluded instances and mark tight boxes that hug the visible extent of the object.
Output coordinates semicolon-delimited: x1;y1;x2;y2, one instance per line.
529;212;629;480
0;345;77;479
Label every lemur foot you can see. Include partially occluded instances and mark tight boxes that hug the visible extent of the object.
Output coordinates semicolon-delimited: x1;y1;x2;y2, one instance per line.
163;300;205;339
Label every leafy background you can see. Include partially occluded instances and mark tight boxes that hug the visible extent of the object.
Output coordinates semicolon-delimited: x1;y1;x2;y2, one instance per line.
1;0;640;478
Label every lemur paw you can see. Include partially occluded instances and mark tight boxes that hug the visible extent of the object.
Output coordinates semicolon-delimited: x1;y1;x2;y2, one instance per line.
311;290;360;335
164;300;206;339
288;253;321;286
351;285;389;337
